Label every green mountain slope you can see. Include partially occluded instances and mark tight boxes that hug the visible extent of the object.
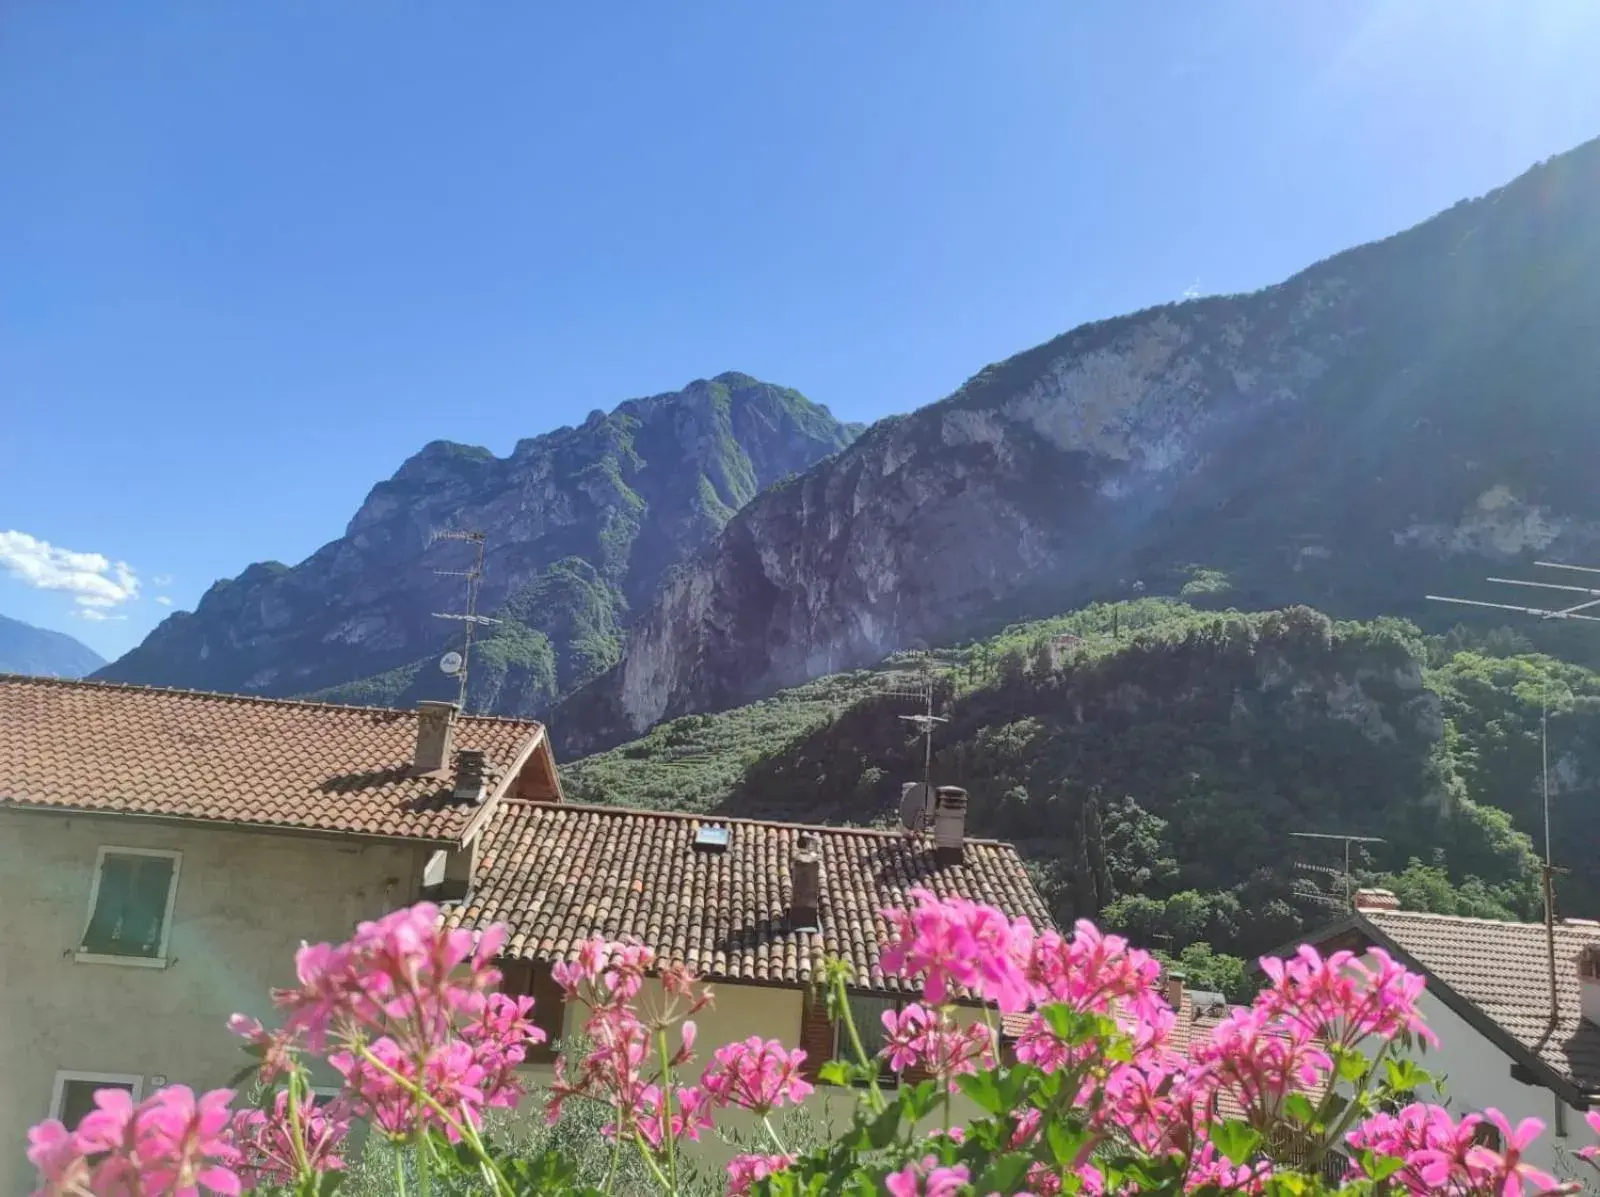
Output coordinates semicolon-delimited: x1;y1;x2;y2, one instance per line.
98;373;858;715
558;136;1600;756
567;598;1600;970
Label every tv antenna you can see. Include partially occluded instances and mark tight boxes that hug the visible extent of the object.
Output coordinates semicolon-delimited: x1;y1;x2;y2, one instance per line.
884;654;947;831
1427;561;1600;624
428;529;500;711
1290;832;1386;911
1535;680;1571;1027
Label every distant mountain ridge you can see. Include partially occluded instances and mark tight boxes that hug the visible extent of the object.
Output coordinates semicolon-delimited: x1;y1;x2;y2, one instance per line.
0;615;105;678
96;373;861;713
554;136;1600;755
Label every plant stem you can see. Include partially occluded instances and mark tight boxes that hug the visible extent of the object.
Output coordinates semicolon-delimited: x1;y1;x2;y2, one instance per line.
393;1143;409;1197
834;975;887;1114
633;1130;675;1193
417;1136;432;1197
604;1108;623;1195
761;1114;789;1155
352;1041;514;1197
285;1070;313;1182
657;1028;680;1193
1310;1040;1392;1168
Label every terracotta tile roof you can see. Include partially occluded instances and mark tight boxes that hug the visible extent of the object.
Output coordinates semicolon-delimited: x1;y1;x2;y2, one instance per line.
1359;909;1600;1095
0;674;549;842
444;799;1054;993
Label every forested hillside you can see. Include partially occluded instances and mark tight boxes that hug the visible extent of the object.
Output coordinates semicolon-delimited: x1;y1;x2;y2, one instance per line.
565;598;1600;997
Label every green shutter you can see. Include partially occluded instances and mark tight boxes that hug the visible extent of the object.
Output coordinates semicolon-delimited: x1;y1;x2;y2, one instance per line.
83;855;134;954
83;854;174;958
126;856;175;955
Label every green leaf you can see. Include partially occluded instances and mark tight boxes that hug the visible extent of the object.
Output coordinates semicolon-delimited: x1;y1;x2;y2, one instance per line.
897;1078;939;1122
1335;1046;1370;1084
1210;1119;1262;1167
865;1104;902;1150
1046;1119;1091;1166
955;1071;1008;1116
1359;1149;1408;1182
1283;1092;1318;1127
818;1061;855;1088
975;1152;1032;1192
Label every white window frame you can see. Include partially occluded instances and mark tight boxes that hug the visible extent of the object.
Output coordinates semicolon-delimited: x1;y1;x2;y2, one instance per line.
76;846;182;968
49;1070;145;1122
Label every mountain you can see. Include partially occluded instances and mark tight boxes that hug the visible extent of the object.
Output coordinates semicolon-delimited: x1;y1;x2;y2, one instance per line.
557;137;1600;755
0;615;105;678
96;374;861;712
566;599;1600;969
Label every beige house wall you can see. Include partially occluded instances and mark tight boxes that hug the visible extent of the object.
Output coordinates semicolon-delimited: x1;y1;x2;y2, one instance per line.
511;976;990;1173
1408;988;1598;1183
1;809;996;1189
0;809;426;1197
1350;950;1600;1183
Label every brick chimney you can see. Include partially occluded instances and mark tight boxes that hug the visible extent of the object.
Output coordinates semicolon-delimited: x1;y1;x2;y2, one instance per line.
1164;967;1186;1011
790;832;821;932
414;701;457;777
452;749;488;803
1580;945;1600;1028
934;786;968;866
1353;888;1400;913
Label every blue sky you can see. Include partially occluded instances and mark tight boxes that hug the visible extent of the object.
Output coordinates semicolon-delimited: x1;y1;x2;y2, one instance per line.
3;3;1599;660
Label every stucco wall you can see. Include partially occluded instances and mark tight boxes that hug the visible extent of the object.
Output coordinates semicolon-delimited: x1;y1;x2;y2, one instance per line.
508;976;990;1174
1365;953;1600;1182
0;809;426;1196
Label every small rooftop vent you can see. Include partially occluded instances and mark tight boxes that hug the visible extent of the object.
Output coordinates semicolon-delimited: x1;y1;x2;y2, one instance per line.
693;824;730;852
452;749;487;803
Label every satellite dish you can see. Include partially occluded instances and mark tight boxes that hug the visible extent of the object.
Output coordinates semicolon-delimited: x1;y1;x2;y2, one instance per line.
439;651;464;675
899;782;934;832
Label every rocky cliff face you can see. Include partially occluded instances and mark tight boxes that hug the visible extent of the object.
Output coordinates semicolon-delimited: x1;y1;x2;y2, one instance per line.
559;138;1600;754
97;374;859;708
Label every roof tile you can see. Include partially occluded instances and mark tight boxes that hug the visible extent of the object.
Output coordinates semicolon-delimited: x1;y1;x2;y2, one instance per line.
0;674;544;842
445;799;1054;993
1363;909;1600;1093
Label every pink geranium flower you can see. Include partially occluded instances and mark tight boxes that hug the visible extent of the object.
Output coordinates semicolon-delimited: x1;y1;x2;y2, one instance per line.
885;1154;970;1197
702;1037;813;1113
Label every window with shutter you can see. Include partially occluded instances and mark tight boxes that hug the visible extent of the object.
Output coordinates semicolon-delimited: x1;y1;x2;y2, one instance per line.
78;848;180;965
829;993;904;1087
501;960;565;1063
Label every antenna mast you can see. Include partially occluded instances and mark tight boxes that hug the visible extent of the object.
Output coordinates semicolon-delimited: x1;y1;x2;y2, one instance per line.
1426;570;1591;1024
1290;832;1386;911
887;656;947;789
429;530;500;712
1426;560;1600;624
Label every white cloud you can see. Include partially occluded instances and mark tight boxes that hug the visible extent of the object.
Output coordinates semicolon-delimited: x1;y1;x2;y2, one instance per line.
0;530;141;612
155;595;173;606
1181;279;1203;300
153;574;174;587
74;609;127;622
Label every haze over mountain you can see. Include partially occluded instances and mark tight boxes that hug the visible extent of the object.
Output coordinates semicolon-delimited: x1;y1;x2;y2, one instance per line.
555;135;1600;755
0;614;105;679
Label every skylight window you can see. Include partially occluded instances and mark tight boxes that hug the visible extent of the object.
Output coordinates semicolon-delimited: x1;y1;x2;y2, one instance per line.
693;825;730;852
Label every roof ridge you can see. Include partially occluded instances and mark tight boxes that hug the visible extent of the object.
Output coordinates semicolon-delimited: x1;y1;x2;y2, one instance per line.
0;672;543;728
1369;908;1600;933
499;797;1015;847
